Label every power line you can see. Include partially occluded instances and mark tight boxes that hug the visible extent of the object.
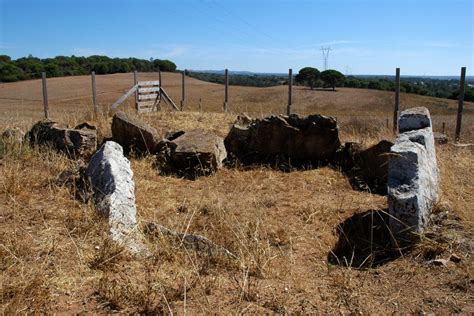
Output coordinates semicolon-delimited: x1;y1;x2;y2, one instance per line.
321;46;331;70
209;0;277;42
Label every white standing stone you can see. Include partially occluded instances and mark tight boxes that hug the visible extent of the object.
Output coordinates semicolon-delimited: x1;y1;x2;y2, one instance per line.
86;141;145;254
388;107;439;238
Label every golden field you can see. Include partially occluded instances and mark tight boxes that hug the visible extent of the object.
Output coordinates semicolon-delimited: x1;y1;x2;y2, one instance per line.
0;73;473;313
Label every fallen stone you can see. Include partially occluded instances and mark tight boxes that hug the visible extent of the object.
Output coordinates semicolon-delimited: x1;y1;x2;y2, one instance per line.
1;127;25;150
28;120;97;159
144;222;236;258
224;114;340;167
156;129;227;178
388;107;439;240
339;140;393;195
112;111;161;155
86;141;146;255
433;132;448;144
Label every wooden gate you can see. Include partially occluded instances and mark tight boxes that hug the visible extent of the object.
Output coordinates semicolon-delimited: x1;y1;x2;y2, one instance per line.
137;80;161;113
109;79;179;114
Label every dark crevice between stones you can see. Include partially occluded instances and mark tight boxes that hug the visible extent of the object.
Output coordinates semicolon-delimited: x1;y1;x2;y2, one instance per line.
328;209;412;268
334;140;393;196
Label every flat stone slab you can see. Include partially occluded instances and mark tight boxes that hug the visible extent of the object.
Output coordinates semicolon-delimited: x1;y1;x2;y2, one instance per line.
156;129;227;178
144;223;236;258
388;107;439;239
86;141;146;254
112;111;161;155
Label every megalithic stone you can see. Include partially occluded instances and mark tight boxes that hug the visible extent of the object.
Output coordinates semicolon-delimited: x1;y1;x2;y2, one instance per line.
388;107;439;240
86;141;147;254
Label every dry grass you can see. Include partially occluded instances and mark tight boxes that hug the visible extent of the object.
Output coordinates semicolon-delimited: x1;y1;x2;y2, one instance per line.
1;74;473;313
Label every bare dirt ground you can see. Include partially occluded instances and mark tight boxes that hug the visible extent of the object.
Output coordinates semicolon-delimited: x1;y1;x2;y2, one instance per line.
1;73;473;313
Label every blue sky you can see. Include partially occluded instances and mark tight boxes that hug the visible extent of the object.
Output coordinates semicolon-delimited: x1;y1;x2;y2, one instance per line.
0;0;472;75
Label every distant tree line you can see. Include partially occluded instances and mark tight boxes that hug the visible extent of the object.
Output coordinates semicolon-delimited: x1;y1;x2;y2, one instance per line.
0;55;177;82
292;67;473;102
186;71;287;87
189;67;473;102
343;75;474;102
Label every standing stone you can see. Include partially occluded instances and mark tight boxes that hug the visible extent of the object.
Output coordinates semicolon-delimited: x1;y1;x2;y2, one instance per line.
156;129;227;178
112;111;161;155
86;141;145;254
388;107;439;240
224;114;340;166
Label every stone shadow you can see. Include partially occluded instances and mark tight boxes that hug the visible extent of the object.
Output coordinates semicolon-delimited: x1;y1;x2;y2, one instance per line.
328;209;411;268
334;141;393;196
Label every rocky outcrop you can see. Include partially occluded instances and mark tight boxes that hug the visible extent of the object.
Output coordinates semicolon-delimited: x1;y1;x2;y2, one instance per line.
224;114;340;167
27;120;97;159
86;141;146;254
112;111;161;155
388;107;439;240
156;129;227;179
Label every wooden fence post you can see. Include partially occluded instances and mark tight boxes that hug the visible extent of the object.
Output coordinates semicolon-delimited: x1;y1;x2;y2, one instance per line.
181;70;185;111
287;68;293;115
442;122;446;134
223;69;229;112
393;67;400;133
386;118;389;129
91;71;98;115
455;66;466;142
133;71;138;110
158;68;162;88
41;72;49;119
199;97;202;112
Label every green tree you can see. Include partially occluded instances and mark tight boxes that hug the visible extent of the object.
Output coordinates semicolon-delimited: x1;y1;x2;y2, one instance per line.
295;67;320;89
320;69;345;91
0;62;25;82
153;59;177;72
0;55;11;63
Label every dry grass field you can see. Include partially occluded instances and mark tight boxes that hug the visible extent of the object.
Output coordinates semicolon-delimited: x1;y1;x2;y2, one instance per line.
1;73;473;313
1;72;473;141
